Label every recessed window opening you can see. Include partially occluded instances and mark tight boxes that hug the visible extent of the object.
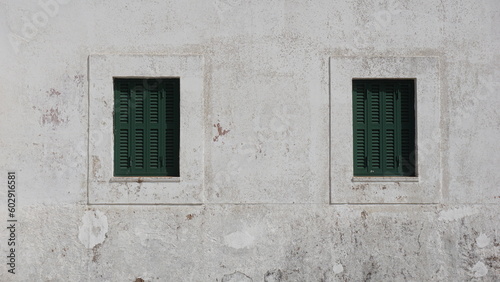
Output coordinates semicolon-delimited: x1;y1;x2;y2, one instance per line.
113;78;180;177
352;79;416;176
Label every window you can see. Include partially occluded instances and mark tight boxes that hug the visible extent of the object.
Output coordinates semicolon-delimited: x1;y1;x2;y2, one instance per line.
113;78;180;177
88;54;204;204
330;57;439;204
353;79;415;176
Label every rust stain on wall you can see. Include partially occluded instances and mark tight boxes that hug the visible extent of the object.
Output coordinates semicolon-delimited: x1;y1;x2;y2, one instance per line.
213;122;230;142
47;88;61;96
41;108;66;126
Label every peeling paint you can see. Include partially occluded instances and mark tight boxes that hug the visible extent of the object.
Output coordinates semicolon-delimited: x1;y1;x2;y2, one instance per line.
471;261;488;277
333;263;344;274
438;207;478;221
224;230;254;249
92;156;101;178
78;210;108;249
1;1;499;281
476;233;490;248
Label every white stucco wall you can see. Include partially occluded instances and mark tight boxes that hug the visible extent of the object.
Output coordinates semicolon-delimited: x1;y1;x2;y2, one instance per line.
0;0;499;280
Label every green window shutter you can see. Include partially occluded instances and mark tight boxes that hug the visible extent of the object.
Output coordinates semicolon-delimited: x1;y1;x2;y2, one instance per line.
380;81;399;175
164;79;180;176
114;78;180;177
399;80;415;176
114;79;131;176
353;79;415;176
367;82;383;175
144;81;163;176
131;80;146;174
353;81;368;175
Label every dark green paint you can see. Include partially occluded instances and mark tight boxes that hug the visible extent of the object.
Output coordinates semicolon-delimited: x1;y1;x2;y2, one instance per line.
114;78;180;177
353;79;415;176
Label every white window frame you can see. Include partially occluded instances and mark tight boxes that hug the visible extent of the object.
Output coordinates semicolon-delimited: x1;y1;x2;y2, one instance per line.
330;56;441;204
88;54;204;204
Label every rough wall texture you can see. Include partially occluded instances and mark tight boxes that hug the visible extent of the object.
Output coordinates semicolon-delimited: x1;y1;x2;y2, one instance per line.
0;0;499;281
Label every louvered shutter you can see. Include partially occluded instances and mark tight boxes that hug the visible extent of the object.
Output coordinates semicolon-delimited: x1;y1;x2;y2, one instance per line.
367;82;383;175
114;79;132;176
131;80;147;175
381;81;399;175
164;79;180;176
398;80;415;176
353;79;415;176
144;81;163;176
114;78;180;177
353;81;368;175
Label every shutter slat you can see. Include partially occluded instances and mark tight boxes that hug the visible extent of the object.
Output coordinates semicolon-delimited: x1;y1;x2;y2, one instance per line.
367;82;383;175
385;129;396;169
118;129;129;169
353;81;368;175
145;83;164;175
114;79;131;176
134;129;144;169
381;82;398;174
354;129;366;169
149;129;160;169
399;81;415;176
370;84;380;124
150;88;159;123
165;79;180;176
129;81;146;175
135;85;144;124
118;81;129;124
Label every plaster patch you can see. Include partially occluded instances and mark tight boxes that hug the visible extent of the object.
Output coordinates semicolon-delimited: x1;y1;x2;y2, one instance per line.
333;263;344;274
476;233;490;248
92;155;102;178
437;207;478;221
78;210;108;249
471;261;488;278
224;230;255;249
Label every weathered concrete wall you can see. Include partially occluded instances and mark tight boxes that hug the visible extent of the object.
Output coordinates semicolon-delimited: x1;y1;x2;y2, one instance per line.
0;0;499;280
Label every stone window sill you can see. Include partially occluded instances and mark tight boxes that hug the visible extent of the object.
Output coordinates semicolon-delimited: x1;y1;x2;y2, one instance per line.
352;177;419;183
110;177;181;183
